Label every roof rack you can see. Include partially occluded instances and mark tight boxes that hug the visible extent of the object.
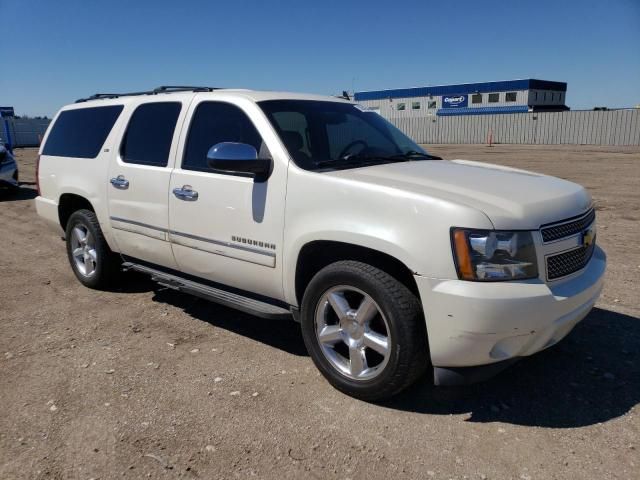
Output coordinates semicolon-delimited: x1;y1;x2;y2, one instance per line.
75;85;220;103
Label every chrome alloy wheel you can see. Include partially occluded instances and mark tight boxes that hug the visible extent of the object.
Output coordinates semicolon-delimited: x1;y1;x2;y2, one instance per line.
314;286;391;380
70;225;97;277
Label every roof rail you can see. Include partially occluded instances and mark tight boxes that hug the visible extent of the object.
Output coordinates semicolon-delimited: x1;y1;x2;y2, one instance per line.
154;85;217;93
75;85;221;103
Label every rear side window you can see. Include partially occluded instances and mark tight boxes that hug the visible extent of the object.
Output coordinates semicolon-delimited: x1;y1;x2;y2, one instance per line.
182;102;263;172
43;105;123;158
120;102;181;167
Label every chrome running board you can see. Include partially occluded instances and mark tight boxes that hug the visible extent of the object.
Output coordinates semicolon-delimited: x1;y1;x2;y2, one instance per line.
122;262;292;320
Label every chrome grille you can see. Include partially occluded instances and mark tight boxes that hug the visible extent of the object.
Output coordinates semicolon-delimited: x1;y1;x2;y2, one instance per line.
546;242;595;280
541;209;595;243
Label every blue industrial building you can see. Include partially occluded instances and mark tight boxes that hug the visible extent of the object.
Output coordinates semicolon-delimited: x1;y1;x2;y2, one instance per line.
353;79;568;118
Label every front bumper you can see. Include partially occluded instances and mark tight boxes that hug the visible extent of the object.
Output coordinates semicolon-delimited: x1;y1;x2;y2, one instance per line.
416;245;606;373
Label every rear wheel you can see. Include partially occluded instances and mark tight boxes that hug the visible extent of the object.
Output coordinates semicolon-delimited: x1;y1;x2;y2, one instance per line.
65;209;120;289
300;260;430;401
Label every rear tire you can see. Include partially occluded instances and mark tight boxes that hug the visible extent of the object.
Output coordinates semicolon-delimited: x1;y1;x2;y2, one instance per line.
0;171;19;196
300;260;430;401
65;209;120;289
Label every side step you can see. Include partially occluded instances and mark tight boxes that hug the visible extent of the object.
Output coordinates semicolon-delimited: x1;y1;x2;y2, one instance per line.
123;262;292;320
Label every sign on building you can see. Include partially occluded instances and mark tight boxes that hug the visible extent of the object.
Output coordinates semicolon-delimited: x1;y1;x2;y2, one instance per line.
442;95;467;109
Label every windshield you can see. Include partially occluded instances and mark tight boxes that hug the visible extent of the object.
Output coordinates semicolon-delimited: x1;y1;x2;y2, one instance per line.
259;100;435;171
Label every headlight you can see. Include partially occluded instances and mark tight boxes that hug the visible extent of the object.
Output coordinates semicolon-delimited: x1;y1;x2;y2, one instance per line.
451;228;538;281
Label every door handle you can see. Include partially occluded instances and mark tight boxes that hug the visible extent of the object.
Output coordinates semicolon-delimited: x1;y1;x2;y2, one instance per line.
173;185;198;201
110;175;129;189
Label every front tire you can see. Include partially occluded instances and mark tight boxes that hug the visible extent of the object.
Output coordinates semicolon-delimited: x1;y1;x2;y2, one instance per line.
300;260;430;401
65;209;120;289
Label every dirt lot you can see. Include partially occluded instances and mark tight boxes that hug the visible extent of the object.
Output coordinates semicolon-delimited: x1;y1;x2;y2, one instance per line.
1;145;639;480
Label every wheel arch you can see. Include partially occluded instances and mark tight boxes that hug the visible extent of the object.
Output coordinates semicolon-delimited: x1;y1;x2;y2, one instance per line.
293;240;420;305
58;193;95;231
57;192;118;252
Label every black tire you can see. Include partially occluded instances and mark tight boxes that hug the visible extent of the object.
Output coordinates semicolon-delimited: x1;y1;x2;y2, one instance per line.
300;260;430;401
65;209;120;289
0;171;19;196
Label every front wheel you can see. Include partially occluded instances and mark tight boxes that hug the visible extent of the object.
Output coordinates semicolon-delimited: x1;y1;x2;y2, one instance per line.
65;209;120;289
300;260;430;401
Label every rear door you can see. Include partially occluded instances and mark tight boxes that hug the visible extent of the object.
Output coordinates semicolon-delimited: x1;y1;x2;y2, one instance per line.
107;96;191;268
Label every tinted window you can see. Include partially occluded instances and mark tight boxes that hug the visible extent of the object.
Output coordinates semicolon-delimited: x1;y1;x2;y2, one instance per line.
326;113;398;159
260;100;426;171
272;111;311;157
506;92;517;102
121;102;181;167
397;103;406;111
43;106;123;158
472;94;483;104
411;101;420;110
428;100;437;109
488;93;500;103
183;102;263;172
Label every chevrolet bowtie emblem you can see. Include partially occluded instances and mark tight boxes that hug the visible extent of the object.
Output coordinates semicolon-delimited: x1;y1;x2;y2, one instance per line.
582;228;595;248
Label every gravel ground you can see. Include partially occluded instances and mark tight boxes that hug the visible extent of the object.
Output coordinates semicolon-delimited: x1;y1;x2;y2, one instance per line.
1;145;638;480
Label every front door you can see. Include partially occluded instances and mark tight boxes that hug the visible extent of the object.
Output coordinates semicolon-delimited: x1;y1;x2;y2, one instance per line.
107;98;189;268
168;95;288;301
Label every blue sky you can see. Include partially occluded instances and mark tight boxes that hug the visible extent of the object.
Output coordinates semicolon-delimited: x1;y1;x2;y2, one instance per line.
1;0;639;116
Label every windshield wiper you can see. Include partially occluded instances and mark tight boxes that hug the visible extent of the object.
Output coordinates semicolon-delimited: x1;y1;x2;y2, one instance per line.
314;154;399;169
314;151;442;169
389;150;443;160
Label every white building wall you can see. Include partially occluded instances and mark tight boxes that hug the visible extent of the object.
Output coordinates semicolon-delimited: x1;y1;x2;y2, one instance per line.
357;90;529;119
357;88;567;120
465;90;529;108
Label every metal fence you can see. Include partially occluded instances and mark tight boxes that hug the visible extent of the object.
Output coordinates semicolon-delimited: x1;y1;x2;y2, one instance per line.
1;117;51;147
2;109;639;148
389;109;640;146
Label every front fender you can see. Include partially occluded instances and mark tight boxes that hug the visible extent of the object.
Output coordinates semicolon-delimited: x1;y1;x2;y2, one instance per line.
283;231;419;306
282;167;494;306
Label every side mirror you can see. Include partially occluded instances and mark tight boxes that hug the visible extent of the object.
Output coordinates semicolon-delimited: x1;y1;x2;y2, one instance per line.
206;142;271;181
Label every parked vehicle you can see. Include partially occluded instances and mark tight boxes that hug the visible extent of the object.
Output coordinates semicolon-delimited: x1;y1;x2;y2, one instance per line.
35;86;605;400
0;143;18;190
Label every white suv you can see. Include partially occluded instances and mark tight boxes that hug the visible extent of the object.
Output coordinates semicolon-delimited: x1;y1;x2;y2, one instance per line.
35;86;606;400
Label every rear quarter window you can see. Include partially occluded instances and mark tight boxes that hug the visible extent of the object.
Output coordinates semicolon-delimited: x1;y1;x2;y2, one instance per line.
43;105;124;158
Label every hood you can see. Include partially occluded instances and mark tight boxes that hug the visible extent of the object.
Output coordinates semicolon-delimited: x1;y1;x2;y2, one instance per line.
330;159;591;230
